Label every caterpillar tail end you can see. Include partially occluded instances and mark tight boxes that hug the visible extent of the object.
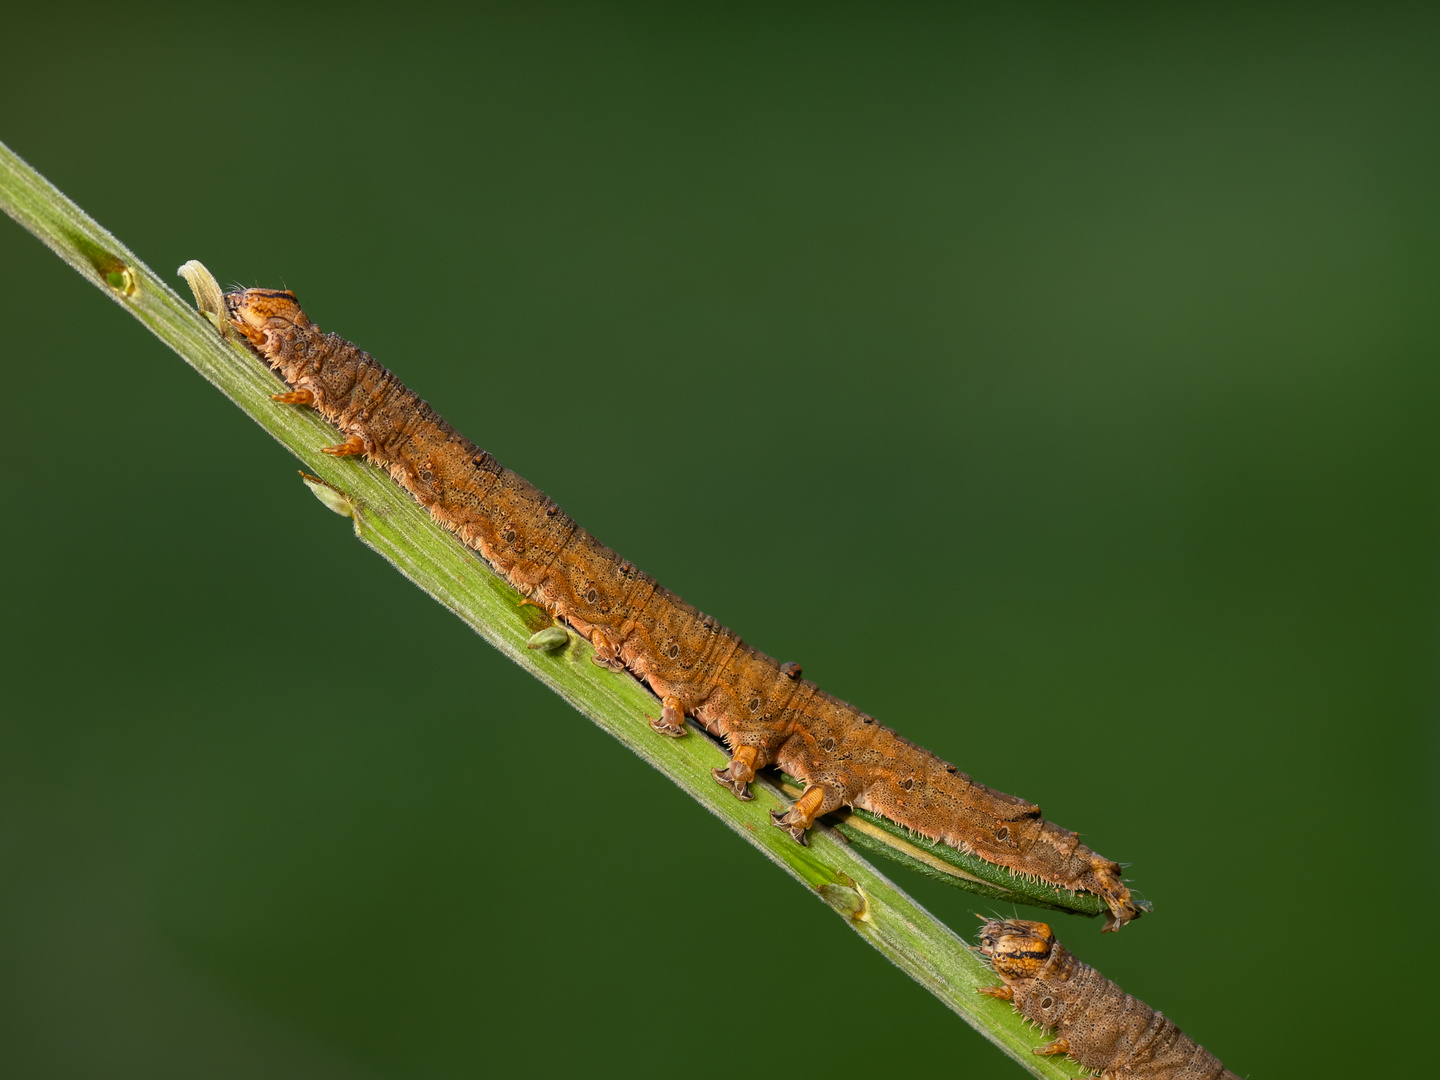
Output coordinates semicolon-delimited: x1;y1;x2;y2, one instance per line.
1088;860;1146;932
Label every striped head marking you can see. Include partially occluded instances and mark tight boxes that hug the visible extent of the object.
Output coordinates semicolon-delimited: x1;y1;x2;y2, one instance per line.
225;288;310;349
977;919;1057;983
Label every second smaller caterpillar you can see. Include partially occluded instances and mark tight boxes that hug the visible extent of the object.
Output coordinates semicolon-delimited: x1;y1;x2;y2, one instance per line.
977;919;1240;1079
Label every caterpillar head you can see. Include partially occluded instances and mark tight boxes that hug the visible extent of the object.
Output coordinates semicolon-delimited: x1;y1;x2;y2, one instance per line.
225;288;310;350
977;918;1056;983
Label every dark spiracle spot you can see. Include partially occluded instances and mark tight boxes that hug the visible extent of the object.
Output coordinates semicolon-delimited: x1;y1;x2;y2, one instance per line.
586;589;598;604
504;529;516;544
749;698;760;712
995;826;1009;841
902;777;914;791
419;468;434;483
1040;997;1054;1011
667;643;680;659
823;738;835;752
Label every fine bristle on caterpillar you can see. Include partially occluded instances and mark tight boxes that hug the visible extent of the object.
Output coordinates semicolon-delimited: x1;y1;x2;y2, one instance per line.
225;286;1143;931
978;919;1239;1078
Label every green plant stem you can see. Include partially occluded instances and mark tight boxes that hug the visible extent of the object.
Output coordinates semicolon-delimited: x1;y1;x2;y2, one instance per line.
0;136;1076;1079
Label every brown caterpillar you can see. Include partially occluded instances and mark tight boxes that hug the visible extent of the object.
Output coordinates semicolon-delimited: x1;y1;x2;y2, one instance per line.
226;286;1143;931
978;919;1239;1078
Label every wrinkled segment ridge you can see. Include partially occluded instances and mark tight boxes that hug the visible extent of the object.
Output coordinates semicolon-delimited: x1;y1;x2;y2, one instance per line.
226;287;1141;930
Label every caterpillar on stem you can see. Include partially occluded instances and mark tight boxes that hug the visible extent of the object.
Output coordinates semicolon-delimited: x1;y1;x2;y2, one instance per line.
978;919;1240;1078
226;285;1144;932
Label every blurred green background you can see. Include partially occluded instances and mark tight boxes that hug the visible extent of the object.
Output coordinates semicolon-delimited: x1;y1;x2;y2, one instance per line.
3;4;1437;1077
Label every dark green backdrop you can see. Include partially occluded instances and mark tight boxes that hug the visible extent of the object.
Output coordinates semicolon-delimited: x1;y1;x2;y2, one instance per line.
3;5;1437;1077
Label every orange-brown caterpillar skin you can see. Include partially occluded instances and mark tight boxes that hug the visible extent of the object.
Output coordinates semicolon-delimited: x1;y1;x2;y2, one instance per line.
226;287;1142;930
978;919;1238;1078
